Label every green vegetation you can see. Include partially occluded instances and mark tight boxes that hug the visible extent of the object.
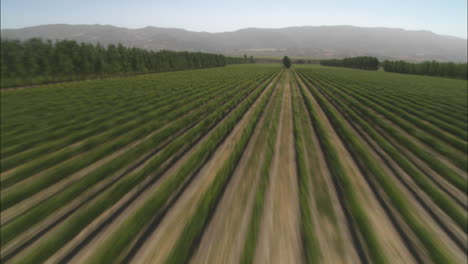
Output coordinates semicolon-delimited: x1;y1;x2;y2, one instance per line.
320;56;379;70
291;77;321;263
84;69;278;264
240;74;283;264
0;38;251;88
1;65;280;263
1;63;466;263
282;56;291;68
383;60;468;79
163;72;277;264
293;70;387;264
296;65;463;263
299;71;467;232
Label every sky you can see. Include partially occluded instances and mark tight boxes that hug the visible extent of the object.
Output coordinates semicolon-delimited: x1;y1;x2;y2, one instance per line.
1;0;467;39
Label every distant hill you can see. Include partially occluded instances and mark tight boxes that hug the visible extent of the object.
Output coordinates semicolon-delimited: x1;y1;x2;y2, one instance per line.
1;24;467;62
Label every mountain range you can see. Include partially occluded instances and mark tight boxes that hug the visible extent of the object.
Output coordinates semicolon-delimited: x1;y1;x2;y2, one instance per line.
1;24;467;62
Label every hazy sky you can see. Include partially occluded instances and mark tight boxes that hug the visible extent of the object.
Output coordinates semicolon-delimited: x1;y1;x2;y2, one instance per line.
1;0;467;38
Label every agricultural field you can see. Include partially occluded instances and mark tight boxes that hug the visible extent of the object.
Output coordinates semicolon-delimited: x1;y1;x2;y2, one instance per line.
0;64;467;263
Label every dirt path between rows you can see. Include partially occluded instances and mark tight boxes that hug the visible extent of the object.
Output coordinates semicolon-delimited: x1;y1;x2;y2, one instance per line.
189;76;281;264
253;70;302;264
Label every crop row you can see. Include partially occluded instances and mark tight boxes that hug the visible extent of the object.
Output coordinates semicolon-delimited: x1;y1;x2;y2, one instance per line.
1;66;274;160
2;66;279;229
240;75;283;264
293;71;387;263
309;72;467;139
298;70;468;174
318;74;468;152
1;65;273;150
307;67;468;127
2;77;239;179
1;71;275;213
300;70;467;230
291;77;321;263
2;71;206;140
3;66;281;263
83;69;280;264
295;69;457;263
1;69;276;191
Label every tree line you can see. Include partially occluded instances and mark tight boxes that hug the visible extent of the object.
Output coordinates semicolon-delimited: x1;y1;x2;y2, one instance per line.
0;38;250;88
225;54;255;64
320;56;379;70
382;60;467;79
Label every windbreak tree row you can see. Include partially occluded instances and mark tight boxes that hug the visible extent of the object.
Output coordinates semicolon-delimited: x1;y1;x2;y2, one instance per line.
0;38;247;88
382;60;468;79
320;56;379;70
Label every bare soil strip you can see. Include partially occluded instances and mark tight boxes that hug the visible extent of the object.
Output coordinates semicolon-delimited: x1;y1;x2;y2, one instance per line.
111;71;280;264
296;72;417;263
188;76;281;264
253;71;302;264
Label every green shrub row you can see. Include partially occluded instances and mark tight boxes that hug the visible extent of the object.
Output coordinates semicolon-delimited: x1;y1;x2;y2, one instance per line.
299;71;467;188
1;69;278;244
1;70;274;189
84;70;280;264
294;71;387;264
163;73;278;264
306;73;467;232
240;74;283;264
291;76;321;263
1;71;265;162
5;68;280;263
298;72;454;264
310;73;468;138
1;66;274;151
0;75;260;209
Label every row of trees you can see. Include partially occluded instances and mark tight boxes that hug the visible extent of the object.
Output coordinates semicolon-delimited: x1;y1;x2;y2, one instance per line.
382;60;467;79
0;38;248;87
320;56;379;70
225;54;255;64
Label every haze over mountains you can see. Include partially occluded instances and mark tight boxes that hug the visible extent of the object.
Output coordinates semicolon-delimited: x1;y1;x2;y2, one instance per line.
1;24;467;62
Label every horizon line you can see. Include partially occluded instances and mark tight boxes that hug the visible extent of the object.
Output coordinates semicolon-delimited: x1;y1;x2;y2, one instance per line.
1;23;467;40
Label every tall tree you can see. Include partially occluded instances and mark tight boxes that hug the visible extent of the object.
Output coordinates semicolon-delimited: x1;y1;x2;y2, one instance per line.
0;38;252;88
282;56;291;68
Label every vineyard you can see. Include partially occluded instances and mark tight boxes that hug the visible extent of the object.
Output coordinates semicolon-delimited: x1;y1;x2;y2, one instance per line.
0;64;466;263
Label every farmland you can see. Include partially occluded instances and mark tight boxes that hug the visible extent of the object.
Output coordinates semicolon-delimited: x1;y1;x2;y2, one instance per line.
0;64;467;263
